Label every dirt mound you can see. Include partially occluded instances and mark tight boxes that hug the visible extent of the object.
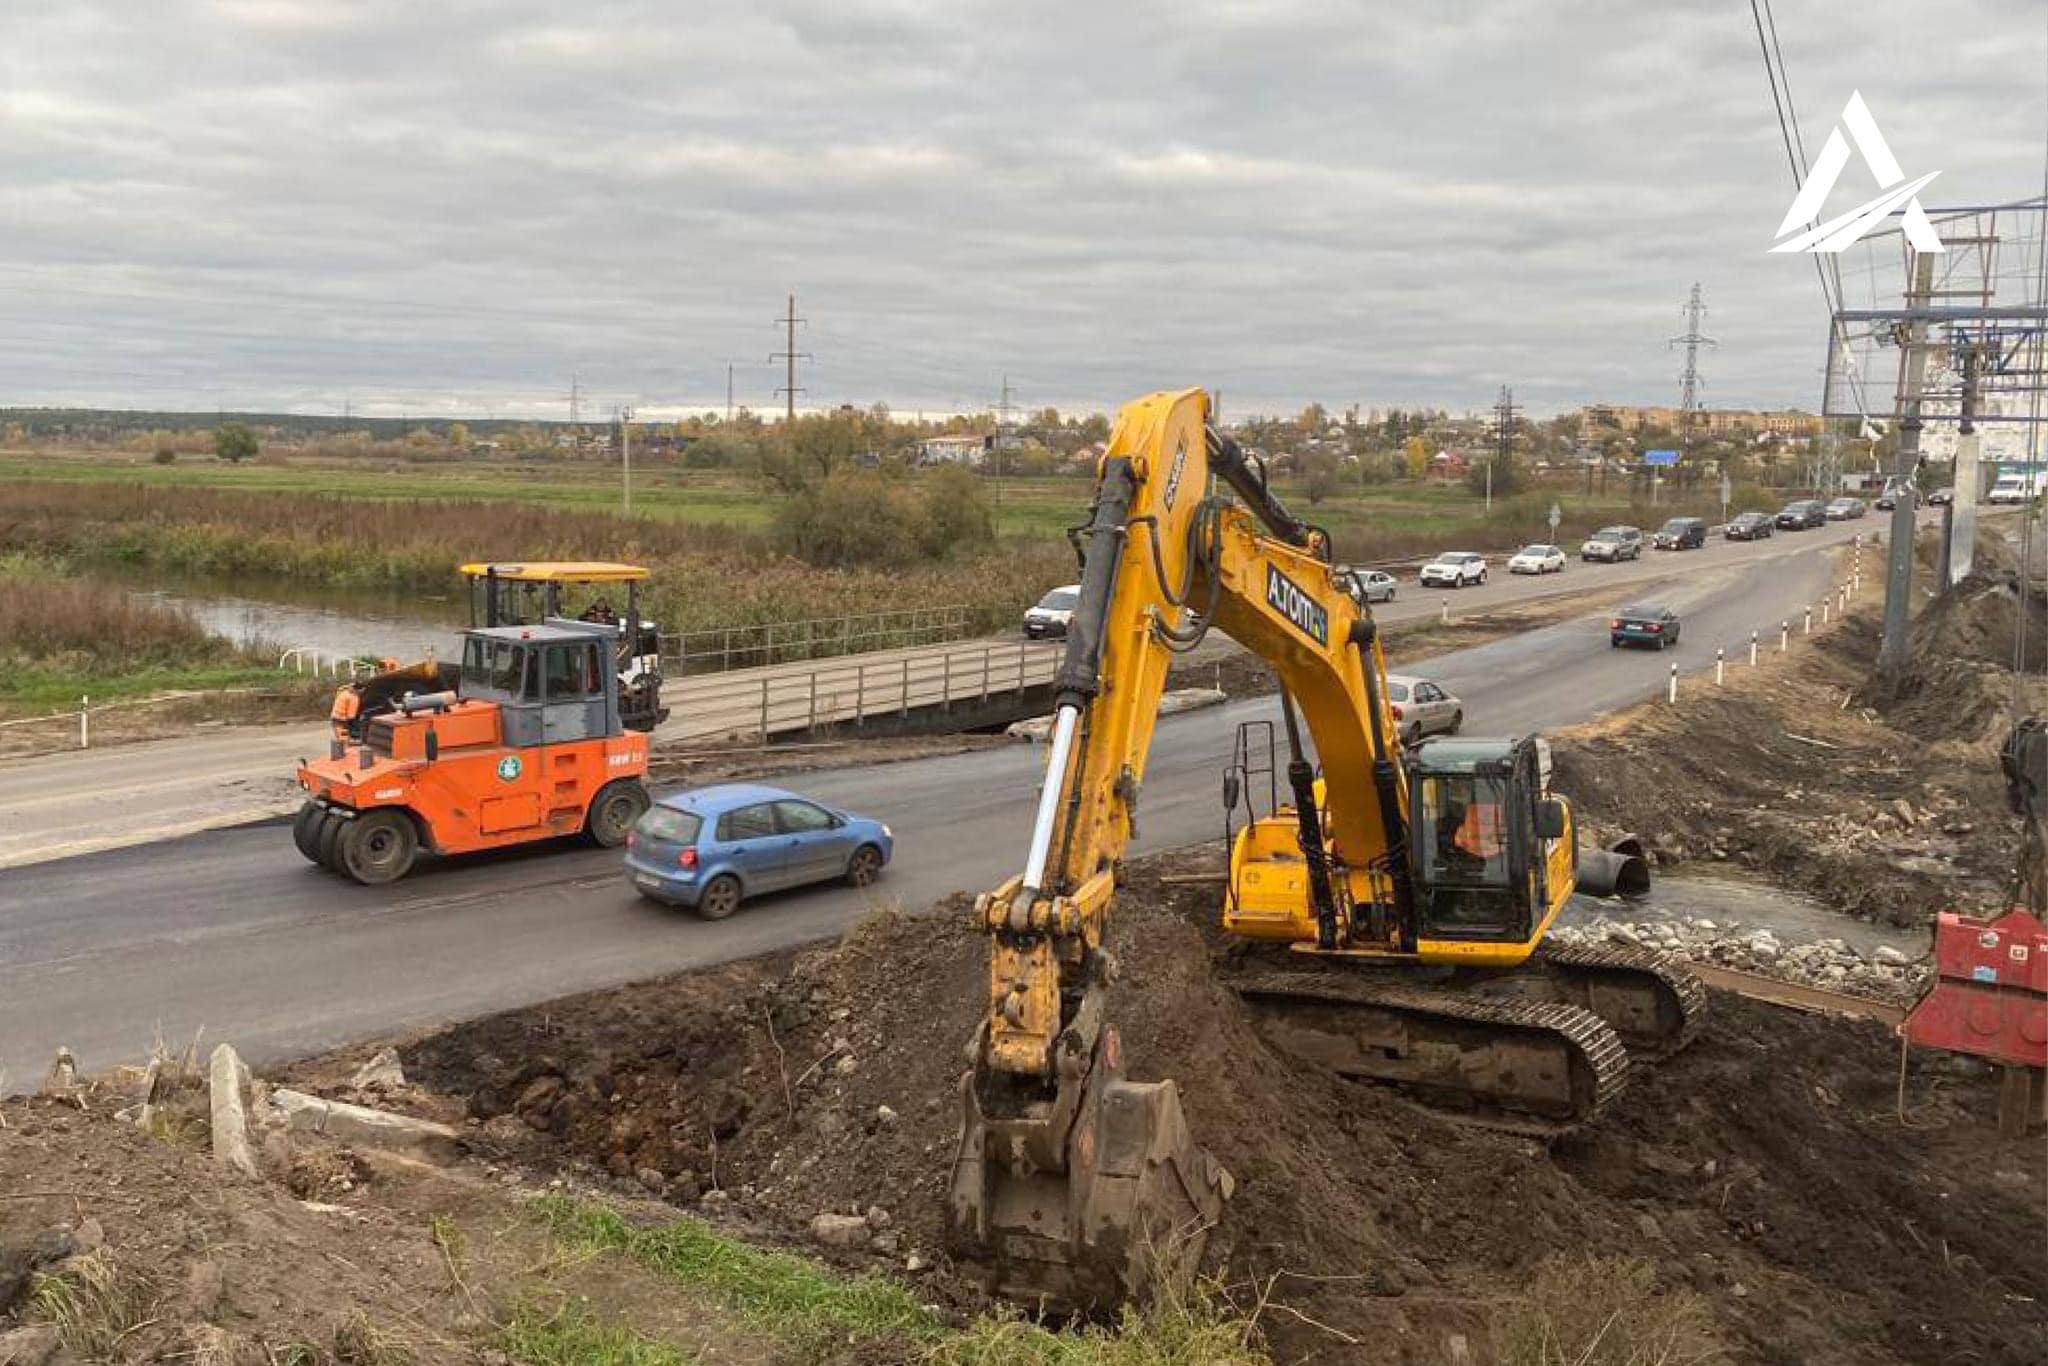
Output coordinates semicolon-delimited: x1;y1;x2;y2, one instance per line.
0;1098;482;1362
400;858;2046;1365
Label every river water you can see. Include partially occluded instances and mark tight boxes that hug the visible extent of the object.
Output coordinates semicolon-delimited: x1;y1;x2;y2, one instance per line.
107;566;466;664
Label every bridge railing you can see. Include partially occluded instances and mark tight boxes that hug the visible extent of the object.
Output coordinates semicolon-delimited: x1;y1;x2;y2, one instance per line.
665;637;1059;742
660;604;974;674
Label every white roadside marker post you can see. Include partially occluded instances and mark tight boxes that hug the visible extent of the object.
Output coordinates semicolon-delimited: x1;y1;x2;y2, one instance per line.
1804;606;1813;635
1716;647;1725;686
1667;663;1677;704
1750;630;1759;667
1781;621;1790;652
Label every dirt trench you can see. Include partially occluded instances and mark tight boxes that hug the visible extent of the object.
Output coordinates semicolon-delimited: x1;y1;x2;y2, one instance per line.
393;858;2046;1366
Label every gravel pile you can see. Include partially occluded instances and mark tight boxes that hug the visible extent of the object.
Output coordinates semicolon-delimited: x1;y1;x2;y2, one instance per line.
1551;915;1932;1005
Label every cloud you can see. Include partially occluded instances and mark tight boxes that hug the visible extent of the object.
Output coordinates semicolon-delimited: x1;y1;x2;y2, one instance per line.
0;0;2037;418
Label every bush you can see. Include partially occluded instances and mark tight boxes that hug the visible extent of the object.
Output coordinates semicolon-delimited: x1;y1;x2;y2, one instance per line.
214;423;258;463
918;464;995;559
1491;1256;1728;1366
152;448;176;465
775;467;995;569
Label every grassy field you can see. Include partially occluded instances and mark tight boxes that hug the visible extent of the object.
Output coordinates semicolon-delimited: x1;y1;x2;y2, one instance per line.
0;446;1763;564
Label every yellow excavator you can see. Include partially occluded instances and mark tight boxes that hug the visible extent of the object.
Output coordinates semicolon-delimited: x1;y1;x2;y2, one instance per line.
947;388;1702;1311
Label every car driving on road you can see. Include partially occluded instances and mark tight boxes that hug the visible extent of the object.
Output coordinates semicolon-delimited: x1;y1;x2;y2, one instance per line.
1340;568;1398;603
1927;487;1955;506
624;783;892;919
1581;526;1643;562
1611;603;1681;649
1724;511;1774;541
1775;500;1827;530
1824;496;1867;520
1419;551;1487;588
1022;584;1080;639
1650;517;1707;550
1875;483;1915;511
1507;544;1565;574
1385;674;1462;746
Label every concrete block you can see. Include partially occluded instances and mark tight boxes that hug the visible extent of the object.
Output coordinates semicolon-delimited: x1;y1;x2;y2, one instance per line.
208;1044;258;1178
269;1088;461;1161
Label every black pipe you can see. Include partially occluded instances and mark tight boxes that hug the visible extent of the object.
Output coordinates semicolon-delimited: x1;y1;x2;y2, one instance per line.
1576;847;1652;898
1277;686;1341;951
1206;428;1315;550
1051;459;1135;712
1349;619;1416;949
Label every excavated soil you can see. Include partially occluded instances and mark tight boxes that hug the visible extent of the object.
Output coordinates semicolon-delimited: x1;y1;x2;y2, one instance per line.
399;858;2047;1366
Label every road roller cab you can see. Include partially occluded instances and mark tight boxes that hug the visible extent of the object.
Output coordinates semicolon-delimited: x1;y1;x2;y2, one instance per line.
329;561;667;747
294;620;652;884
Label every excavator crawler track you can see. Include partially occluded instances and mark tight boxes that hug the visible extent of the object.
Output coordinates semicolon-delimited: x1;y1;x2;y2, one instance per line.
1230;968;1631;1135
1526;942;1707;1059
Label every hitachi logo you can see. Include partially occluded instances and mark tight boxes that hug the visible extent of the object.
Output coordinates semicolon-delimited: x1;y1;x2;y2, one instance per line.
1265;565;1328;645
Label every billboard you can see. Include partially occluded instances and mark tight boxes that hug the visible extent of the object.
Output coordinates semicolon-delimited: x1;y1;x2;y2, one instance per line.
1643;450;1679;466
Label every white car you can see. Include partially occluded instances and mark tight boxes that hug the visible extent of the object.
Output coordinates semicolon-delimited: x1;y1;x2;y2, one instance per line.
1419;552;1487;589
1507;544;1566;575
1340;568;1398;604
1022;584;1080;639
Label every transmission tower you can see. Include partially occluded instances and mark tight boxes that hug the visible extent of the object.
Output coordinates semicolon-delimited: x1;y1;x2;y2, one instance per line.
771;294;810;425
1668;283;1717;464
1488;385;1519;511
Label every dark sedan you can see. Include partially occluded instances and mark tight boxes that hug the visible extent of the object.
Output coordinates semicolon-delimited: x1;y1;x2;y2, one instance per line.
1775;500;1828;530
1611;603;1681;649
1724;511;1775;541
1927;487;1955;506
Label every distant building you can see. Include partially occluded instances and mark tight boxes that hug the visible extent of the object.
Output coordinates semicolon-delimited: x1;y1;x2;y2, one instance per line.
1574;405;1821;439
918;434;991;466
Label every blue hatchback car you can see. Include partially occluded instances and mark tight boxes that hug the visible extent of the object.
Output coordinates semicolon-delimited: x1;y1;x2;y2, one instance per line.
623;783;893;919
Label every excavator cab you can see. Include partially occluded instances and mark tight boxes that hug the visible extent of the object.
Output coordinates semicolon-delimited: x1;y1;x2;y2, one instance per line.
1407;736;1570;942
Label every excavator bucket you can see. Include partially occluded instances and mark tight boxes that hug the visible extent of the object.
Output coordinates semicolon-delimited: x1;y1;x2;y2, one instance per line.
947;1025;1233;1314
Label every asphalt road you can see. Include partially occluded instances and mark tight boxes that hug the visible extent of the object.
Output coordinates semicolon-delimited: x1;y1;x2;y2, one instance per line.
0;522;1872;1091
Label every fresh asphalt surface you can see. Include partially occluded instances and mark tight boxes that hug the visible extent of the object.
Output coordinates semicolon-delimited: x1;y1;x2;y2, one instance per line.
0;524;1871;1088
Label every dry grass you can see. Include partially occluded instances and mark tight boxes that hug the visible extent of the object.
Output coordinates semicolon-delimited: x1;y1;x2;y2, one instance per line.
0;480;1074;636
1490;1256;1729;1366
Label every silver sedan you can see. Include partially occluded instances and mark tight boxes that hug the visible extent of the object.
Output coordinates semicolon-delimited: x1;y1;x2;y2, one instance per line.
1386;674;1462;747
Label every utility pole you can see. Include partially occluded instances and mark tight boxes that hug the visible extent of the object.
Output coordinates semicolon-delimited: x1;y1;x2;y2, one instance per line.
1879;252;1937;676
618;406;634;514
771;293;809;426
1489;385;1518;516
1669;282;1717;469
1947;340;1986;587
725;363;735;424
569;375;582;432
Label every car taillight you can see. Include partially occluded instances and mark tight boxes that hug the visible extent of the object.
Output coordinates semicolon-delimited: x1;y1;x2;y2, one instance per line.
1609;618;1622;629
678;847;698;869
1391;704;1404;720
1646;623;1662;632
626;832;636;849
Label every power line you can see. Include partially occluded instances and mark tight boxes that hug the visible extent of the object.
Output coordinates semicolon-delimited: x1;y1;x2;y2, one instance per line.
771;293;810;424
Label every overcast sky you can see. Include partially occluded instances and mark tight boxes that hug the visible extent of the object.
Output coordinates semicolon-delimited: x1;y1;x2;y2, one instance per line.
3;1;2042;420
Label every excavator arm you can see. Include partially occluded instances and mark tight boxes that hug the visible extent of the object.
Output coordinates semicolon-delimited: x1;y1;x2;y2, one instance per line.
948;388;1410;1308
